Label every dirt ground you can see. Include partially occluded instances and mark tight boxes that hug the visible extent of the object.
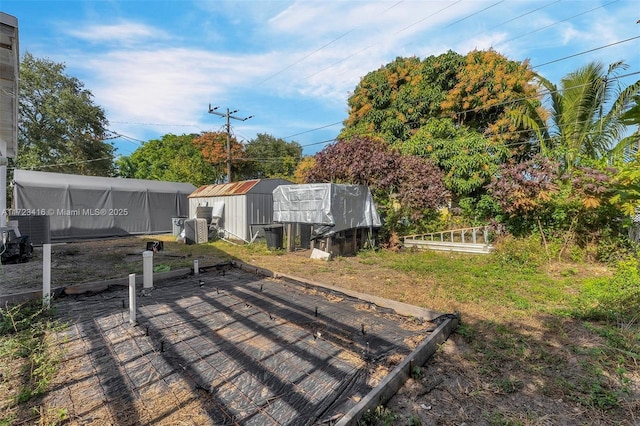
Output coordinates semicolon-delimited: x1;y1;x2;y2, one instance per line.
1;235;639;425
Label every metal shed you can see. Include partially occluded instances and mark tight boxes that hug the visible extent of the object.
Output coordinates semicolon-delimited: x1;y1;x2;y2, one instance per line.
188;179;292;242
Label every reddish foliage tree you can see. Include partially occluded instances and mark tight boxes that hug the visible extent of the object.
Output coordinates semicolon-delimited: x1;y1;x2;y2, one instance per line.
192;131;248;181
486;156;559;215
305;136;448;215
193;131;247;163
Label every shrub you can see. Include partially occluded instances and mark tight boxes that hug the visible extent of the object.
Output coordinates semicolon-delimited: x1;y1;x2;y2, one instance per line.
492;234;548;271
579;257;640;322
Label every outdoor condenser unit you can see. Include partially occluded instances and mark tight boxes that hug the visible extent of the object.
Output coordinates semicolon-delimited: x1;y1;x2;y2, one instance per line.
10;215;50;246
184;218;208;245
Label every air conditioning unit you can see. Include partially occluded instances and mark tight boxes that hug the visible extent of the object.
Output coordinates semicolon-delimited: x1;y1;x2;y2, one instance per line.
10;215;50;246
184;218;208;245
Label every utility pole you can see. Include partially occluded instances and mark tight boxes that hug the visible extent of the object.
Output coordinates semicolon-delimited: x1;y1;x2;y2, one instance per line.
208;104;253;183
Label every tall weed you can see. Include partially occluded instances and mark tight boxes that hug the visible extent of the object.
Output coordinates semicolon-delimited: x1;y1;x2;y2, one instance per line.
492;234;548;271
578;257;640;323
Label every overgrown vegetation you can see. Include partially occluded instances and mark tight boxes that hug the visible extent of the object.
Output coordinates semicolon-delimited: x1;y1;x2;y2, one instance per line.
334;239;639;425
0;301;66;425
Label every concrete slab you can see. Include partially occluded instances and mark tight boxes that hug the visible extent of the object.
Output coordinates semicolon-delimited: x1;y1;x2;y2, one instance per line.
39;265;456;425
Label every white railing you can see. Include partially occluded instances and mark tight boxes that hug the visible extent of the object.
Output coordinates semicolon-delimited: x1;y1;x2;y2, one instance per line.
402;226;492;245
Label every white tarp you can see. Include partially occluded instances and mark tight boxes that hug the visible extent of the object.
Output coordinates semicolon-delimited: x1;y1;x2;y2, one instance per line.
272;183;381;237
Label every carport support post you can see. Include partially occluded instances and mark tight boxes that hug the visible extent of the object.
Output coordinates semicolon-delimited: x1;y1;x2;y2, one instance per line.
42;243;51;309
286;223;295;252
194;259;199;276
143;250;153;289
129;274;136;324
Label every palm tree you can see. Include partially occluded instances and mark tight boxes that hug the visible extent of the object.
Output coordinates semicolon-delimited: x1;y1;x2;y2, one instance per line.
616;94;640;162
516;61;640;173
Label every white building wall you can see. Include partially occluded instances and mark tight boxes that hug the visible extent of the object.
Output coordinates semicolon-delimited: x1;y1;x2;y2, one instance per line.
189;195;252;241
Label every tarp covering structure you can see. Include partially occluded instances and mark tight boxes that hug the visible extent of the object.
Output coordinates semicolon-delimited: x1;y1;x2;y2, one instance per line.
13;169;195;241
272;183;381;238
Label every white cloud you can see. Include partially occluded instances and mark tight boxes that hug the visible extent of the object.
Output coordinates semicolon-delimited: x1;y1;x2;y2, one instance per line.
32;0;636;156
65;21;170;45
76;48;262;123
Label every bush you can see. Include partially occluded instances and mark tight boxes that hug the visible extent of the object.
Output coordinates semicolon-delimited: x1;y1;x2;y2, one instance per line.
579;257;640;323
492;234;548;271
595;235;637;264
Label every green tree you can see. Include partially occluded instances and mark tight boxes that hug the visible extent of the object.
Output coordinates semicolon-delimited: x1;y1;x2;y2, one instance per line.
610;159;640;216
522;61;640;172
340;52;464;144
116;134;216;186
614;94;640;162
243;133;302;180
401;118;510;199
441;49;540;156
17;53;114;175
293;156;315;184
340;49;540;161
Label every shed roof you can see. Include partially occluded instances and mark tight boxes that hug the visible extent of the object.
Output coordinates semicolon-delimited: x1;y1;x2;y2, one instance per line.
13;169;196;194
190;180;259;197
189;179;292;198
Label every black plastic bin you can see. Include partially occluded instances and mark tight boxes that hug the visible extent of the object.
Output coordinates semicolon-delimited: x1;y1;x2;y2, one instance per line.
264;225;283;250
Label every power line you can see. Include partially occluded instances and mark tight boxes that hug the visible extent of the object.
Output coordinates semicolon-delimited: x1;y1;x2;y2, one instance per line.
441;0;505;29
533;36;640;68
393;0;463;34
208;104;254;183
106;130;146;145
19;157;114;171
466;0;561;38
110;121;202;129
281;121;343;140
252;1;406;89
300;1;465;83
496;0;621;45
295;68;640;152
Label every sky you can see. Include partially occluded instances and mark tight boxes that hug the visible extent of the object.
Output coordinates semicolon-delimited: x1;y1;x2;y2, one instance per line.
2;0;639;158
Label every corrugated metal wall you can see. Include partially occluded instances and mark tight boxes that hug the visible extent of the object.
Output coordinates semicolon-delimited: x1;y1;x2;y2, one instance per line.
190;194;276;241
188;179;292;242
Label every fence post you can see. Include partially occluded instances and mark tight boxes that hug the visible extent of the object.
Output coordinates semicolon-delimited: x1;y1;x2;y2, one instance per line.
143;250;153;289
129;274;137;325
43;243;51;309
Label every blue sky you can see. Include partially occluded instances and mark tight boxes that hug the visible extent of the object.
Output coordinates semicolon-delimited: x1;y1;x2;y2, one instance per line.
2;0;639;158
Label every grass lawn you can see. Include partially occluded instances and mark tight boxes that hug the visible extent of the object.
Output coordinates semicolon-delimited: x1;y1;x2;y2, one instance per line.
1;236;638;425
216;240;640;424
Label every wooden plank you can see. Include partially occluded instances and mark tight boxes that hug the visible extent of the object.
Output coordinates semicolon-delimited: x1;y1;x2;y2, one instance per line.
286;223;295;252
335;316;459;425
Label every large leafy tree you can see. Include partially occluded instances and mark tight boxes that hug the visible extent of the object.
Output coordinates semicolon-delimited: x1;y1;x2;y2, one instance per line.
401;118;510;199
520;61;640;172
340;49;540;160
243;133;302;180
116;134;216;186
17;53;114;175
340;52;464;144
441;49;540;155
